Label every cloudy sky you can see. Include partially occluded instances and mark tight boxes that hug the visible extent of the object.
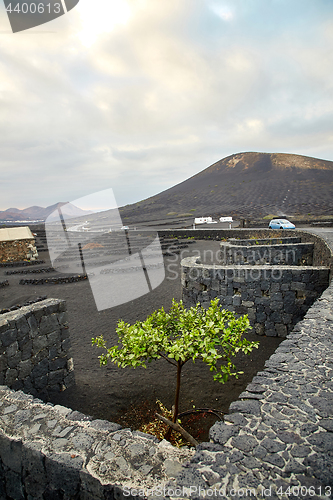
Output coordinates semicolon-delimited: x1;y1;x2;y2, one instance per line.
1;0;333;211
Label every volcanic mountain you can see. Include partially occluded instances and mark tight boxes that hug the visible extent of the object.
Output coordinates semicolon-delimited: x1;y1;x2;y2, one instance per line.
120;152;333;221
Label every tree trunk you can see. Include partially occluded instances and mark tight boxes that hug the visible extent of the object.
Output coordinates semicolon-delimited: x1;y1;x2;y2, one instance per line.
164;360;182;441
156;413;198;447
173;360;182;422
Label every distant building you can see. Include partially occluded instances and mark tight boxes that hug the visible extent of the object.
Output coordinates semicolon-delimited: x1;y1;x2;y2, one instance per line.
0;226;38;263
194;217;213;224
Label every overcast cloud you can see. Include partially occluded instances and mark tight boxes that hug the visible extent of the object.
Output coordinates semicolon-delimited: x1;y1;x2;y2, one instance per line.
0;0;333;210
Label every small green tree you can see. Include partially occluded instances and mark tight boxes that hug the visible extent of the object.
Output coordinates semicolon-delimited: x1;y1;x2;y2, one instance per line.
92;298;259;429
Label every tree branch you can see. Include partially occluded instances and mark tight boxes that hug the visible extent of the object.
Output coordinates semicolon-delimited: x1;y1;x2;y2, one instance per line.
158;352;177;366
155;413;199;447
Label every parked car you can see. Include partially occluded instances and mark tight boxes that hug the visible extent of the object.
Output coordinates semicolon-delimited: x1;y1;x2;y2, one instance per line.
269;218;295;229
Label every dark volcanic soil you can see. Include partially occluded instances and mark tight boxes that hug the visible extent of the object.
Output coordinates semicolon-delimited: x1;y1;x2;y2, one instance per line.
0;233;282;441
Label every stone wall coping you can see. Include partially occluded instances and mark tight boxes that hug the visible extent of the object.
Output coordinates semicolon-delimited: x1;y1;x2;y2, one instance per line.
222;242;311;248
0;386;194;496
181;255;329;271
0;297;66;324
227;237;302;244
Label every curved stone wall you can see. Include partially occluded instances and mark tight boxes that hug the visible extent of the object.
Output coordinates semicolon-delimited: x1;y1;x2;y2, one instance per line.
166;283;333;498
158;228;333;270
0;299;74;399
220;240;314;266
181;258;329;337
0;388;193;499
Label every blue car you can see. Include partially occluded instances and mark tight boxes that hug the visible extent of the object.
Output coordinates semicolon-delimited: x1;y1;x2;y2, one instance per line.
269;218;295;229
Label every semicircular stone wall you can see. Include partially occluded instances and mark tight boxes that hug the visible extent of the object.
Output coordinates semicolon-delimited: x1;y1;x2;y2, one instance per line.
181;233;330;338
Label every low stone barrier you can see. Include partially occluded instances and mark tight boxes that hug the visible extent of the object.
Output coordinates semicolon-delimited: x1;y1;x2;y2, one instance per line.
0;299;74;399
158;229;333;269
181;257;329;337
0;388;194;499
228;237;302;246
0;296;47;316
0;238;38;264
19;275;88;285
166;284;333;497
0;260;45;268
5;268;55;275
0;287;332;498
220;242;314;266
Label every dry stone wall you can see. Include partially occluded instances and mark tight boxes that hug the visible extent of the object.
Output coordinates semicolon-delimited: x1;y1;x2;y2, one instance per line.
158;228;333;269
227;237;302;246
220;241;314;266
0;388;194;500
166;284;333;498
181;258;329;337
0;260;45;268
0;299;74;400
181;234;330;338
0;239;38;264
0;286;332;499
